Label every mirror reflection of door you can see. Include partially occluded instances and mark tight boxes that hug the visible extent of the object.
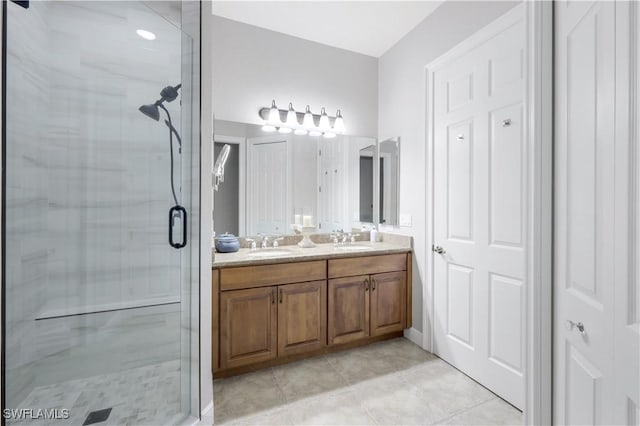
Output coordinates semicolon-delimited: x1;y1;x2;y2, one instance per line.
213;142;240;235
359;145;375;223
379;138;399;226
247;136;290;235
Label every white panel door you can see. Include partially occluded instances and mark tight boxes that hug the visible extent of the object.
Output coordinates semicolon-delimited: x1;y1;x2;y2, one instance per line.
432;12;525;408
554;1;639;424
247;136;290;235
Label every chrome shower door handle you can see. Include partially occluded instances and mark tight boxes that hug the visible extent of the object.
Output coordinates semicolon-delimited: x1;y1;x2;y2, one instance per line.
169;205;187;249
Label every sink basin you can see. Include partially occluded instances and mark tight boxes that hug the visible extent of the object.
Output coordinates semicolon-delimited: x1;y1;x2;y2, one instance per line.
247;249;294;258
335;244;372;251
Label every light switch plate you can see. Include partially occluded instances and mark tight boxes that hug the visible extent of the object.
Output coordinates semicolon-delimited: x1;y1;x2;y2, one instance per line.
399;213;412;227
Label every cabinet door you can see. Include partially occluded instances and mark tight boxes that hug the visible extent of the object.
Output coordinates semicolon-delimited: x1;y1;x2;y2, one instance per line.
328;275;370;345
370;271;406;336
220;286;277;369
278;281;327;357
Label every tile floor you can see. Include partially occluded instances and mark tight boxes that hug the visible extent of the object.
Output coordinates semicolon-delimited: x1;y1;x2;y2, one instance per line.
213;338;522;425
10;360;183;425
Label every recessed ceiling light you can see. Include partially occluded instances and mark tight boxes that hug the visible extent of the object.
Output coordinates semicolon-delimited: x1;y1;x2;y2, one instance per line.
136;29;156;41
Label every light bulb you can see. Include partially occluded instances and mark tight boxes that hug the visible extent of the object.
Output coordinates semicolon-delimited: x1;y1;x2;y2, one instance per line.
323;132;336;139
285;103;298;128
278;127;292;134
333;110;345;134
302;105;314;129
309;130;322;137
319;107;330;131
262;125;276;132
268;100;280;124
294;129;308;135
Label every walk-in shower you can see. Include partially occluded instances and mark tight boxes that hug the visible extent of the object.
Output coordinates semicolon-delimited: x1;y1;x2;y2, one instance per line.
2;1;201;424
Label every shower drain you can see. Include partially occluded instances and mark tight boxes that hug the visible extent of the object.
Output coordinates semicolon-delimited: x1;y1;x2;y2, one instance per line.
82;408;112;425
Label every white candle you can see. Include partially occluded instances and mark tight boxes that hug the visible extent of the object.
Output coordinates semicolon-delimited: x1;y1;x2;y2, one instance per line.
303;215;313;227
294;214;302;226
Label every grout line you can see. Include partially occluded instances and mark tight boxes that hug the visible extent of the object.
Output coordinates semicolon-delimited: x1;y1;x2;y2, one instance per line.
428;396;499;426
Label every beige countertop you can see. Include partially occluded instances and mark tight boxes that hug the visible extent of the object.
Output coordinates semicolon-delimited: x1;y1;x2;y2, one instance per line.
212;240;412;268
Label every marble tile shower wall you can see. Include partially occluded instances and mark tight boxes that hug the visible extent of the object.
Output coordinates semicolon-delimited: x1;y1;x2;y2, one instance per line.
6;1;186;407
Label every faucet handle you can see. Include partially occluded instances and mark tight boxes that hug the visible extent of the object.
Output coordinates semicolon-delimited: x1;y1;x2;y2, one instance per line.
272;237;284;248
245;238;257;250
350;233;360;243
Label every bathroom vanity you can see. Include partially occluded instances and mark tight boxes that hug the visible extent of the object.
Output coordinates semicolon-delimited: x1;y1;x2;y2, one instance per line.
211;242;412;377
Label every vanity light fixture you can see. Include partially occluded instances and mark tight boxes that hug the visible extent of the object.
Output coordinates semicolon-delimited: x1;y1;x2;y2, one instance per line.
333;110;345;134
285;103;297;128
267;100;280;125
318;107;330;131
258;101;345;136
302;105;314;129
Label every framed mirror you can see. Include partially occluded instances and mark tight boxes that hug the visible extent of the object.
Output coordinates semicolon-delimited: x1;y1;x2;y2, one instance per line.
213;119;377;237
378;137;400;226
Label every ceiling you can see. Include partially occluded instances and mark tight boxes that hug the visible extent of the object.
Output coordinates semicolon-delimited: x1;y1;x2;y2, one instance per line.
211;1;444;57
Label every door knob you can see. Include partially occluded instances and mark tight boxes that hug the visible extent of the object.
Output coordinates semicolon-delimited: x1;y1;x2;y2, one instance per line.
432;245;446;254
566;320;586;335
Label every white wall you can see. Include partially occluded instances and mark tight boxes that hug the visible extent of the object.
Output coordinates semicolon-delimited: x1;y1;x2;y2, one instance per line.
210;15;378;138
378;1;520;335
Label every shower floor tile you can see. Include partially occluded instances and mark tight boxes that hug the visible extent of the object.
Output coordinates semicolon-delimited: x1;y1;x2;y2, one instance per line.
8;360;181;426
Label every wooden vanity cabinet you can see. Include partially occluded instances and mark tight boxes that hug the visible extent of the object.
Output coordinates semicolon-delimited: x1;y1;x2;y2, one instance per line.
278;280;327;356
328;254;407;346
370;271;406;336
220;286;277;369
214;252;412;376
328;275;370;345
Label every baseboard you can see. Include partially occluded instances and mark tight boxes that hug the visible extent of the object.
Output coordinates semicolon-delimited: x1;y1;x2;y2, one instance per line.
403;327;424;348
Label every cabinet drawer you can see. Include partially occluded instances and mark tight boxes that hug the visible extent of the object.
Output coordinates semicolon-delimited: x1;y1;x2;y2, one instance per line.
328;253;407;278
220;260;326;291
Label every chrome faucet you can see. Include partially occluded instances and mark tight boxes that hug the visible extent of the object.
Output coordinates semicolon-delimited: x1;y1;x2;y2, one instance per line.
245;238;257;250
330;231;343;246
272;237;284;248
260;235;270;249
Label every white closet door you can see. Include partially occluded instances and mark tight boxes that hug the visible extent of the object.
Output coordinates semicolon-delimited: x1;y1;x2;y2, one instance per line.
432;10;525;408
554;1;639;424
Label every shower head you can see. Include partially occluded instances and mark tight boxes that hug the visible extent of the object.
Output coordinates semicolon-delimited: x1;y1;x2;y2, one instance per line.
139;83;182;121
139;103;160;121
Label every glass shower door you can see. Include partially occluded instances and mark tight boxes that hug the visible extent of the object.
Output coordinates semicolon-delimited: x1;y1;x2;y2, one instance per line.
2;1;200;424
